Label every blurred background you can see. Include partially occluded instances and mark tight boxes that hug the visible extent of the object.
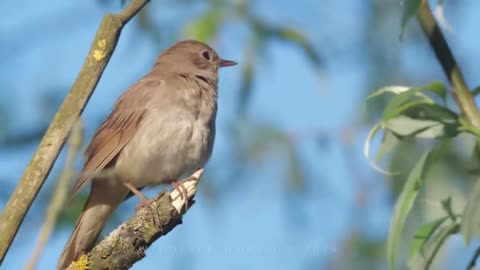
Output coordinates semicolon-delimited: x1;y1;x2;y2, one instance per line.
1;0;480;269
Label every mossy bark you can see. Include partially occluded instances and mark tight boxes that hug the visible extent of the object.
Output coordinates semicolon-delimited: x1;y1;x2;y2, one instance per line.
67;192;185;270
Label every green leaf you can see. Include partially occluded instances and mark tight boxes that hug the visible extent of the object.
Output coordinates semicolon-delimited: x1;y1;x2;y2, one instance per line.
440;197;457;222
472;86;480;97
388;151;428;270
382;91;432;122
184;11;220;42
404;103;460;138
409;221;459;270
376;82;448;122
383;101;460;139
402;103;457;123
400;0;422;40
384;116;444;139
364;123;398;175
461;178;480;244
408;216;449;263
387;143;447;270
369;82;446;103
384;114;459;139
420;82;447;104
275;27;323;67
249;18;322;69
376;130;400;163
367;86;411;100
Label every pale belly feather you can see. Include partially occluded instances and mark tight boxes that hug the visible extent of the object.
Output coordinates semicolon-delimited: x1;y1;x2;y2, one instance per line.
115;108;214;188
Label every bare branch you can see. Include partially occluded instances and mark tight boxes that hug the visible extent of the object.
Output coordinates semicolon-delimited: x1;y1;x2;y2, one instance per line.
416;0;480;128
0;0;151;263
25;120;84;270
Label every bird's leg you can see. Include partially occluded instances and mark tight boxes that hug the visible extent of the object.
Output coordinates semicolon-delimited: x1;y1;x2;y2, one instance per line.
171;180;189;211
123;182;150;207
123;181;160;225
170;173;200;211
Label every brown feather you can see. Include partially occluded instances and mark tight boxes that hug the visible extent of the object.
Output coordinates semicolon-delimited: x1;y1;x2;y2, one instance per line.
69;79;157;198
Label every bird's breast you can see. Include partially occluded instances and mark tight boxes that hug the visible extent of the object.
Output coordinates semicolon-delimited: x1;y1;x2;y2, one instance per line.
116;91;216;187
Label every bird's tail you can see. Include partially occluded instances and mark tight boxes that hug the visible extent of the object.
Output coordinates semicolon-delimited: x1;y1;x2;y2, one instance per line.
57;182;127;270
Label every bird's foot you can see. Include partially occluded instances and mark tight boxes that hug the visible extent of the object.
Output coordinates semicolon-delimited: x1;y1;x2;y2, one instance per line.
124;181;161;225
171;179;190;211
135;198;161;226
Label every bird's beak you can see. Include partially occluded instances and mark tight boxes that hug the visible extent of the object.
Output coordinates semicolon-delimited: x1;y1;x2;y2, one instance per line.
219;59;237;68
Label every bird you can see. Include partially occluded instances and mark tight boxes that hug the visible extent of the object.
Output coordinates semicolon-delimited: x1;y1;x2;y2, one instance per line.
57;40;237;269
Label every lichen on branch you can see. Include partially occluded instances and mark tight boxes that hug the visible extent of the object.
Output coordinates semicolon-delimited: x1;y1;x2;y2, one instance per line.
66;169;204;270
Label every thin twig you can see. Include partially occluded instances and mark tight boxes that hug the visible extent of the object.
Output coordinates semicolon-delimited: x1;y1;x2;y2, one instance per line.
416;0;480;128
0;0;151;264
467;246;480;270
25;120;83;270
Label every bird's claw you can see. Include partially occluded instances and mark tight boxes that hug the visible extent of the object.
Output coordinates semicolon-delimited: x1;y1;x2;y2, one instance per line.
136;198;161;226
171;180;189;211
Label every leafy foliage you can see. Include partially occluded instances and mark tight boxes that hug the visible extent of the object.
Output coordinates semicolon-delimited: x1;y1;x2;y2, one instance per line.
461;179;480;244
366;46;480;269
366;75;479;269
408;220;459;270
387;142;448;270
364;83;459;175
408;216;448;263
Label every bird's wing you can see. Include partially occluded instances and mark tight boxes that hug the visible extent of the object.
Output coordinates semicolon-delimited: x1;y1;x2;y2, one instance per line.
70;80;159;199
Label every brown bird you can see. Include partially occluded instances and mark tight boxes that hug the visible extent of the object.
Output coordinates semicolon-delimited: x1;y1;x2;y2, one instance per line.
57;40;236;269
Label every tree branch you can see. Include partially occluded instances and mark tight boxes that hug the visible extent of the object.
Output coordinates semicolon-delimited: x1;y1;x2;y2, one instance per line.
467;245;480;270
25;120;84;270
66;169;204;270
416;0;480;128
0;0;150;264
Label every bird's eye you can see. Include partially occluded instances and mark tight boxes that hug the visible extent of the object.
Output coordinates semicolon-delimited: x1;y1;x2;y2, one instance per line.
201;50;211;61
